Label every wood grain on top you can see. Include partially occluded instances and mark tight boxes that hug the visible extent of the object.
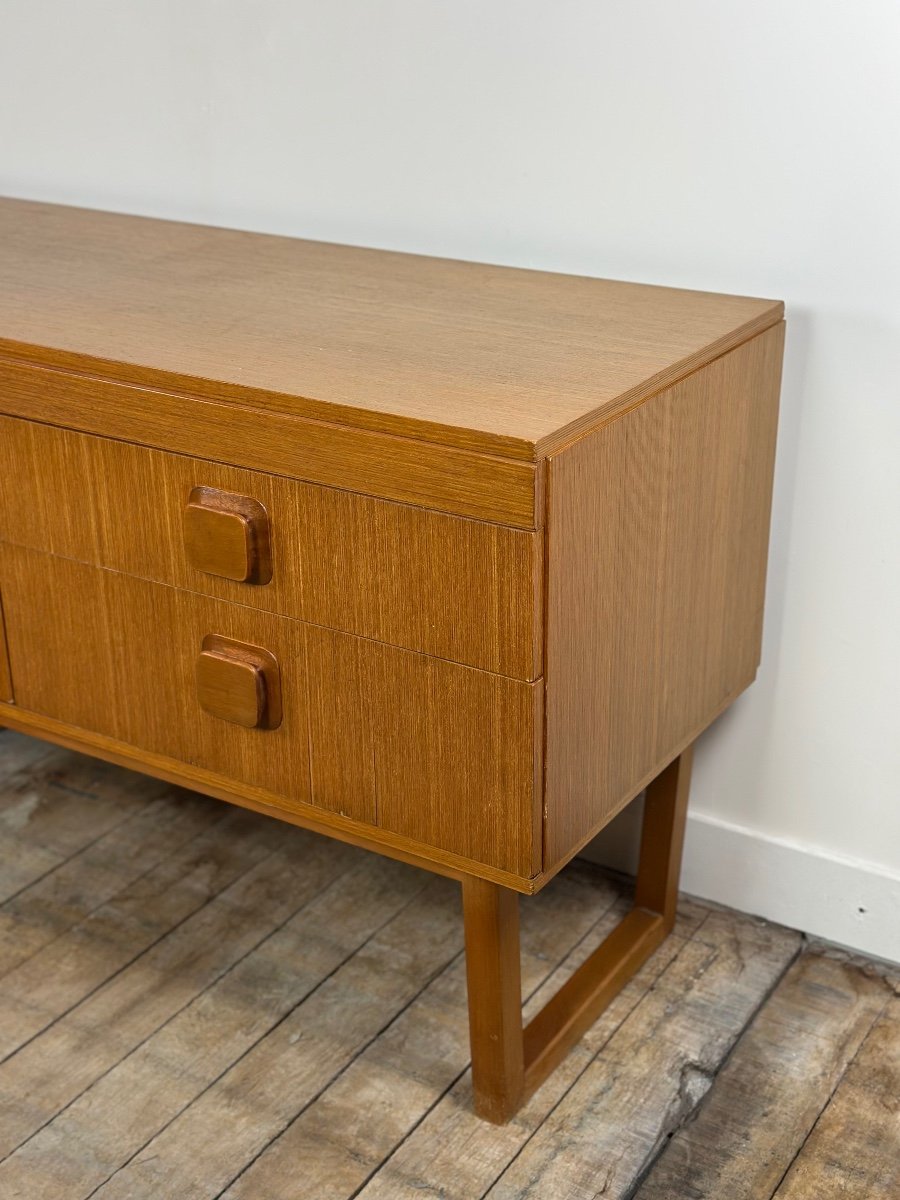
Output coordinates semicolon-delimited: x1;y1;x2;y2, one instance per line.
0;198;783;459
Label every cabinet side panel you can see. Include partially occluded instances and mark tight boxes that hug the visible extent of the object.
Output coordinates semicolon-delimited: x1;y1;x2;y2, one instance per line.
544;323;785;869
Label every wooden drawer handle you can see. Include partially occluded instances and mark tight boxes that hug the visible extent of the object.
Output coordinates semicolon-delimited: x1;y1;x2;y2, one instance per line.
196;635;282;729
184;486;272;584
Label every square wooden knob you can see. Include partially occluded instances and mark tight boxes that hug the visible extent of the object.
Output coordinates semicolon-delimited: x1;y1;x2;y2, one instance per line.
184;487;272;584
196;636;282;729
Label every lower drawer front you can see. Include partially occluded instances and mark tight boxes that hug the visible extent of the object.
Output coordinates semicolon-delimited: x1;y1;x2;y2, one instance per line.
0;546;540;876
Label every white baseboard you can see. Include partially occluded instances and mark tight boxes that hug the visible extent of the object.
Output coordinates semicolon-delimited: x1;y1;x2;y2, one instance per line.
580;808;900;964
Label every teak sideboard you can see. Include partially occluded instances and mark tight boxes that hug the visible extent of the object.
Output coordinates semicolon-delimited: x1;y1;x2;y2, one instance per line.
0;198;785;1122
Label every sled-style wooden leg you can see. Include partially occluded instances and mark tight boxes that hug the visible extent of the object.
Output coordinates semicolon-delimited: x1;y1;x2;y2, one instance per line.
463;745;694;1123
462;876;526;1123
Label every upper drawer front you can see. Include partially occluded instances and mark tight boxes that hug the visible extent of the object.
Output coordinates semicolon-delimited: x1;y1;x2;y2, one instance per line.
0;545;540;877
0;359;540;526
0;416;541;679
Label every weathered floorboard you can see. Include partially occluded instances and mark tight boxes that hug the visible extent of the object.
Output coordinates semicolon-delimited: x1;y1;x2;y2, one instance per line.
353;909;796;1200
0;731;896;1200
0;745;168;903
0;786;220;978
220;865;627;1200
634;952;892;1199
88;874;466;1200
350;906;698;1200
0;804;288;1064
0;850;422;1198
0;817;348;1158
482;911;801;1200
773;994;900;1200
0;730;55;781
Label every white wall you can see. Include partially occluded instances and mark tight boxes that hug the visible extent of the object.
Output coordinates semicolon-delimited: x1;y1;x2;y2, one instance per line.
2;1;898;959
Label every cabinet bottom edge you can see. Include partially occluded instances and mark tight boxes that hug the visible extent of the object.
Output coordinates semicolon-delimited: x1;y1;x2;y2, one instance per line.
0;703;539;895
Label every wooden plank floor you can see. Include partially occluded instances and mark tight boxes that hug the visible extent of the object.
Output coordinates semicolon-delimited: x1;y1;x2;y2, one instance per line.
0;728;896;1199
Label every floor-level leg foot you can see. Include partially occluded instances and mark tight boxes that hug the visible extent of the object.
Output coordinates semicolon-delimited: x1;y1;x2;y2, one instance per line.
462;875;524;1122
462;744;695;1123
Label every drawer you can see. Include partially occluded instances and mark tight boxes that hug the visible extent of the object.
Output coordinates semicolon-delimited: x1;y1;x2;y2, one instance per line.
0;545;315;810
0;546;541;876
0;416;542;680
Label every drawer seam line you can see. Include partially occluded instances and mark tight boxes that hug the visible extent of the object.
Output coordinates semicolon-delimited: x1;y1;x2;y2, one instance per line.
0;540;543;684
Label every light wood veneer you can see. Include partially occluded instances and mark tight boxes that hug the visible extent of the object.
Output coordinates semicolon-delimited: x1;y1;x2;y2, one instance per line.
0;415;541;677
0;359;541;526
544;322;785;869
0;198;785;1122
0;197;782;458
0;546;540;876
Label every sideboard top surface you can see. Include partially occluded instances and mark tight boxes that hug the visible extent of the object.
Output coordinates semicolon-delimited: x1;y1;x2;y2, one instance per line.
0;197;782;460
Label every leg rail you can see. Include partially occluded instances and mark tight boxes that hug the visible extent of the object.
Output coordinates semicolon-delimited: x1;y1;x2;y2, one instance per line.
463;745;694;1122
